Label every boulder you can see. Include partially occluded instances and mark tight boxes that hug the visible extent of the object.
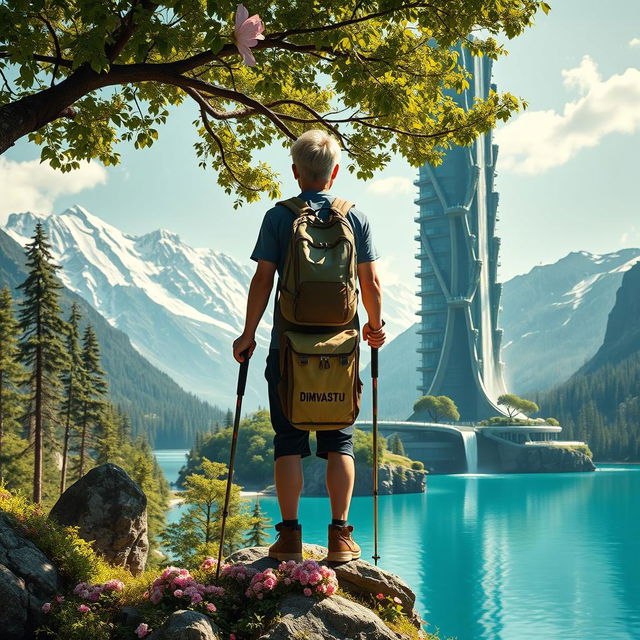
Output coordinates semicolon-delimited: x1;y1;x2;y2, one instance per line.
514;445;597;473
148;610;221;640
259;592;406;640
0;513;62;640
49;463;149;575
227;544;417;621
303;462;425;496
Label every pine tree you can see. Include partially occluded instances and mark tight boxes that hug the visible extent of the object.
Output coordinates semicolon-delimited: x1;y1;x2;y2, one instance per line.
17;223;68;503
76;324;107;479
0;287;25;484
60;302;85;494
161;458;251;566
224;409;233;428
244;498;271;547
389;434;406;457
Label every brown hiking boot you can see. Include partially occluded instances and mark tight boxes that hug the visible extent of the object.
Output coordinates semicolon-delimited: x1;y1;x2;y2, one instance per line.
327;524;361;562
268;522;303;562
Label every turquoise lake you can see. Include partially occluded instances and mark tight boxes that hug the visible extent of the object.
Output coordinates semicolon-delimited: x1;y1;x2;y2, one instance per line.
154;450;640;640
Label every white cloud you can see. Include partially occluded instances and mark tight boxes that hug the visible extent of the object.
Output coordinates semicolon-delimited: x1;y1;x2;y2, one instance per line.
630;38;640;48
367;176;413;196
494;55;640;174
0;157;108;222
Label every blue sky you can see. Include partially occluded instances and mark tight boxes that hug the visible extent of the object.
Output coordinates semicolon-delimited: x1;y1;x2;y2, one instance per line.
2;0;640;286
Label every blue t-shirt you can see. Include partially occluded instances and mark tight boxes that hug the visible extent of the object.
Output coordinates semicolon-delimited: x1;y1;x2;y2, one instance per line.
250;189;379;349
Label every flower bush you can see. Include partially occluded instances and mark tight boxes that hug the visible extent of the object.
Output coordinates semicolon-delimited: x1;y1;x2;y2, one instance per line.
373;592;405;624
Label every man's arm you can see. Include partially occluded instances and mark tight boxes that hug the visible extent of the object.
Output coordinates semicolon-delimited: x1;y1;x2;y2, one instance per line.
358;261;386;348
233;259;277;362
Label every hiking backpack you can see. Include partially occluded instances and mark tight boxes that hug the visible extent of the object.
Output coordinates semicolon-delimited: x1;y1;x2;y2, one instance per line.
277;196;358;327
275;196;363;430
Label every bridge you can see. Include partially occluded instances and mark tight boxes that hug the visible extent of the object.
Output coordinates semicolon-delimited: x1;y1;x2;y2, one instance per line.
355;420;581;474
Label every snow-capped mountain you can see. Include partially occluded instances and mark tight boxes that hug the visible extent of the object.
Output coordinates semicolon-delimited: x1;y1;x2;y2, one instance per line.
500;248;640;394
357;248;640;419
4;205;416;408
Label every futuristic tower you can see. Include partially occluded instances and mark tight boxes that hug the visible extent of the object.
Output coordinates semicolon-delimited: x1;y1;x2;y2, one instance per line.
413;45;508;421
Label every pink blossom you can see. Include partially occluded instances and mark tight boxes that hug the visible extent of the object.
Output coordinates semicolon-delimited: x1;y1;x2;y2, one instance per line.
233;4;265;67
263;577;277;590
308;571;322;585
77;604;90;613
150;589;163;604
173;589;183;598
206;602;217;612
376;593;385;600
55;595;65;604
191;593;203;604
393;596;402;605
41;602;51;613
303;587;312;597
326;583;336;595
230;635;237;640
89;591;101;602
104;579;124;592
136;622;151;638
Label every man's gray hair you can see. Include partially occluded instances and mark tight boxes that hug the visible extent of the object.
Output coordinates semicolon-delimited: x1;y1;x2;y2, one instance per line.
290;129;341;183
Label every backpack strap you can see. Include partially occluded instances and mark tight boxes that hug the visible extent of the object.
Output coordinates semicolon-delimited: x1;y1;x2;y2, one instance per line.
328;197;354;217
277;197;313;217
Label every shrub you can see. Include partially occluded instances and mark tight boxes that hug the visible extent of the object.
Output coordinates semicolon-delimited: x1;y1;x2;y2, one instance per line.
411;461;425;471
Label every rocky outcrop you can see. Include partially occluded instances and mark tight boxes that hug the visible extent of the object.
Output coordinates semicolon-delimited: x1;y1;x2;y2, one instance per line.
49;463;149;574
261;592;403;640
0;513;62;640
303;462;426;496
227;544;423;631
514;445;596;473
149;610;222;640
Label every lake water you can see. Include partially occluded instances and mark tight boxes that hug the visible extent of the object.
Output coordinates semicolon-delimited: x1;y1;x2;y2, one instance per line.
155;450;640;640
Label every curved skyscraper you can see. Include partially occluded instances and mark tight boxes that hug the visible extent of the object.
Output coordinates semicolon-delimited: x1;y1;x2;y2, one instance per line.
413;45;508;421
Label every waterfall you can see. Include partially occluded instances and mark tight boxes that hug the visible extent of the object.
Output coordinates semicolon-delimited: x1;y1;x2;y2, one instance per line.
460;430;478;473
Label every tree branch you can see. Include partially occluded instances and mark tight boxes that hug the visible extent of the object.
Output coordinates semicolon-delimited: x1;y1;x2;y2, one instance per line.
35;13;63;87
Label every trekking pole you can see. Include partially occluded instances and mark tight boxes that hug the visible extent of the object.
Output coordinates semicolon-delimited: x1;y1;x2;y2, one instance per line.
216;348;250;580
371;346;380;566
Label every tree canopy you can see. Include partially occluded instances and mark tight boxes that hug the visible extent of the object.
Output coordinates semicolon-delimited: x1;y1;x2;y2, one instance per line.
413;394;460;422
0;1;548;204
497;393;539;418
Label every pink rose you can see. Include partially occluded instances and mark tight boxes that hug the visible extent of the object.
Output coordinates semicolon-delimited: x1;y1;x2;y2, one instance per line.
191;593;203;604
393;596;402;605
376;593;385;600
136;622;151;638
308;571;322;585
206;602;217;612
326;583;336;595
55;595;65;604
303;587;312;597
173;589;183;598
77;604;90;613
263;577;277;590
150;589;163;604
41;602;51;613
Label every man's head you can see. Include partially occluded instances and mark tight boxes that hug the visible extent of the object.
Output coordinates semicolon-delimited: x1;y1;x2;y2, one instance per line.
290;129;341;190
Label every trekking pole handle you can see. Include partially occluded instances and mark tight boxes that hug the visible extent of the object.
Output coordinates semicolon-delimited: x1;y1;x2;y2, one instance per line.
371;347;379;379
237;349;251;396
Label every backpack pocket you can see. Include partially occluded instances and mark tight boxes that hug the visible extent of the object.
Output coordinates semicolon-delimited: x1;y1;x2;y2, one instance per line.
294;281;356;325
278;329;361;430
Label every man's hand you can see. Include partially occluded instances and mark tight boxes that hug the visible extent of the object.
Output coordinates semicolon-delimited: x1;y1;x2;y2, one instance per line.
363;322;386;348
233;333;256;363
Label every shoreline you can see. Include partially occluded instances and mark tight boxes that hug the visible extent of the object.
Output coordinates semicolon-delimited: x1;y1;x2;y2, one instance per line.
169;489;265;508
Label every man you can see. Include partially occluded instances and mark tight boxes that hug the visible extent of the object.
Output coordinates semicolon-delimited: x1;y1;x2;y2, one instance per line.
233;129;385;562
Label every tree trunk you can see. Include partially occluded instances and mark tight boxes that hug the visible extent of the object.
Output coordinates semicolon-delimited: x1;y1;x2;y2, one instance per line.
0;66;99;156
0;372;4;483
60;389;73;495
34;345;43;503
78;402;88;479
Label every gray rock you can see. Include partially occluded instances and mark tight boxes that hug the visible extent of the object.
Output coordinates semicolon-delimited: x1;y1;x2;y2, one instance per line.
302;462;425;496
149;610;221;640
226;544;416;616
514;445;596;473
0;513;62;640
49;463;149;574
259;592;405;640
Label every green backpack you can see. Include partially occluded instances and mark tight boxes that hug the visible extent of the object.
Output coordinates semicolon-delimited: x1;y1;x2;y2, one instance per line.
277;196;358;327
275;196;363;430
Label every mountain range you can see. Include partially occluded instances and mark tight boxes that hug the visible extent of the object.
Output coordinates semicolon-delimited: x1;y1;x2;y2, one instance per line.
0;228;225;448
3;205;416;410
536;260;640;459
360;249;640;419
